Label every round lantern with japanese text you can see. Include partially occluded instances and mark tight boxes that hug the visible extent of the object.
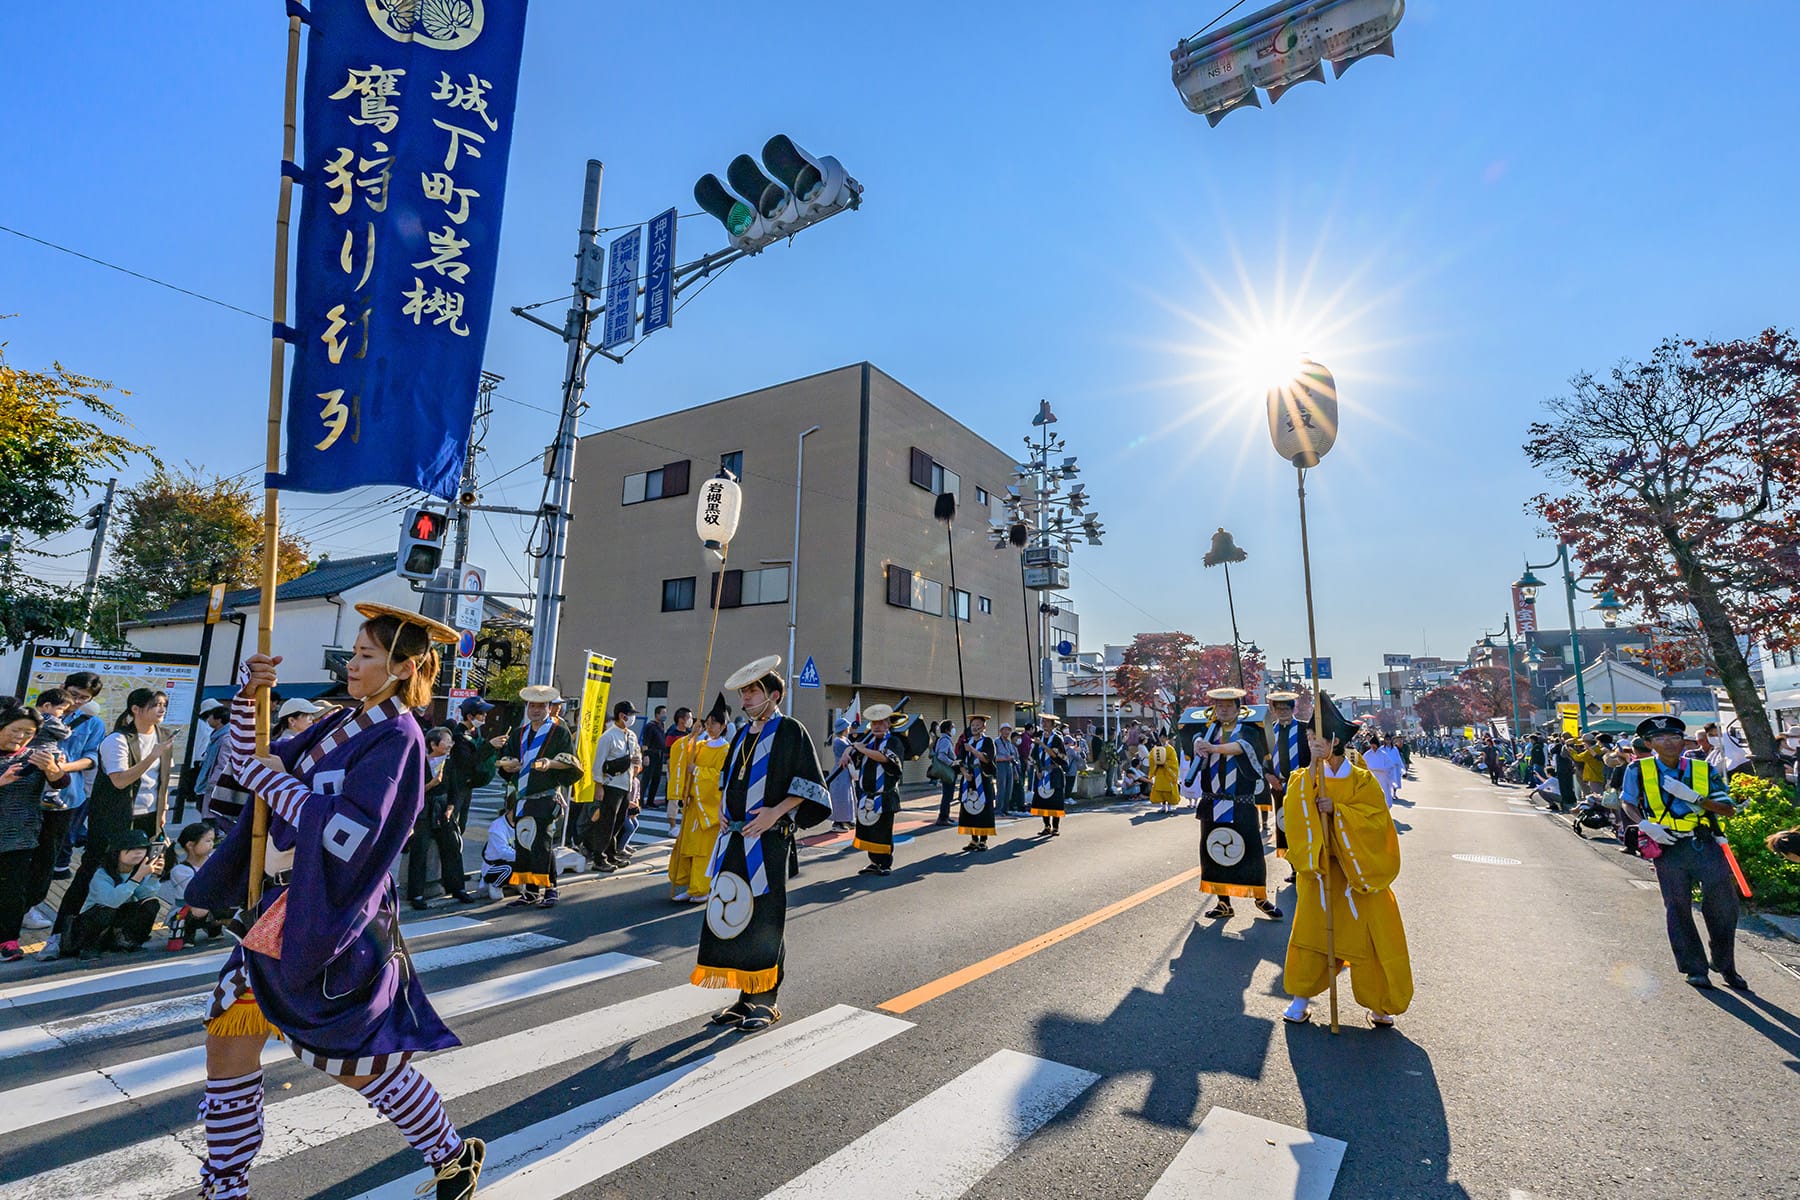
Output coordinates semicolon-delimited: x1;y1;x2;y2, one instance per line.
1266;360;1339;468
696;475;743;553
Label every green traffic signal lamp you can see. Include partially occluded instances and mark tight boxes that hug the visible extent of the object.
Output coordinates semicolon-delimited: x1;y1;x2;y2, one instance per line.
694;173;756;237
727;154;786;219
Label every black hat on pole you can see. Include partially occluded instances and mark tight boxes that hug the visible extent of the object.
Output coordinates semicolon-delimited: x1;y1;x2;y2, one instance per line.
1313;691;1356;749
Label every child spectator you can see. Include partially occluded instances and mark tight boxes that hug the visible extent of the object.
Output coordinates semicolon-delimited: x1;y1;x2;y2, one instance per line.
70;828;163;958
161;821;224;949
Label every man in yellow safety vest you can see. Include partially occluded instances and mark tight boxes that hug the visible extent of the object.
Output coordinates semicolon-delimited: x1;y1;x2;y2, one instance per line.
1619;714;1747;991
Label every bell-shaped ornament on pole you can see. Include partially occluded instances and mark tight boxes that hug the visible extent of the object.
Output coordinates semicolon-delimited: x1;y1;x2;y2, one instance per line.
1202;527;1247;567
696;473;743;558
1266;359;1339;468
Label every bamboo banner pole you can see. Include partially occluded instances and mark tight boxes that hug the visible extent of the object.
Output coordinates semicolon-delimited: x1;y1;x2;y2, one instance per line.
694;543;730;732
247;12;303;911
1295;464;1338;1034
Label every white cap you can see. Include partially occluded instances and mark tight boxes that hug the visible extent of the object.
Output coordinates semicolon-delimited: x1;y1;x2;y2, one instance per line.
277;698;322;721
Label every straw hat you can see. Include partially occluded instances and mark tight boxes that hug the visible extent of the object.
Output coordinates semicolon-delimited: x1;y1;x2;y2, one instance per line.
352;601;458;645
725;655;783;691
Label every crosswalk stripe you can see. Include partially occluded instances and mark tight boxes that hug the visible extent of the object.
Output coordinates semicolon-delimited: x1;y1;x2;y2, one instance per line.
761;1049;1099;1199
0;949;655;1139
1142;1106;1345;1200
0;931;562;1062
0;980;719;1200
349;1004;914;1200
0;915;486;1011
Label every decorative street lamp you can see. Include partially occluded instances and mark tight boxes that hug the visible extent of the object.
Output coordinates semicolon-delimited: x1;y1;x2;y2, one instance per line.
1591;588;1625;628
1515;548;1594;734
1266;356;1339;1033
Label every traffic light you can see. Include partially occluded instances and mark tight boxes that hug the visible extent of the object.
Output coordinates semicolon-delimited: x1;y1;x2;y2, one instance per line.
694;135;862;253
397;507;447;581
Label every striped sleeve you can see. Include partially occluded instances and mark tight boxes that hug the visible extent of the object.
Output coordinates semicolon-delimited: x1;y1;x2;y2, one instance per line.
233;756;310;823
225;666;259;774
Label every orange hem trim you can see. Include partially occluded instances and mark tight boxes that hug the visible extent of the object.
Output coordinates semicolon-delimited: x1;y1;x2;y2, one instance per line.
958;825;996;836
852;838;892;854
511;872;554;888
690;965;780;993
1028;807;1064;817
1199;881;1266;900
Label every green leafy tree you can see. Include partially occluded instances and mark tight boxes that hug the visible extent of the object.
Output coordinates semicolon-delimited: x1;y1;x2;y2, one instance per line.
106;467;310;619
0;340;151;647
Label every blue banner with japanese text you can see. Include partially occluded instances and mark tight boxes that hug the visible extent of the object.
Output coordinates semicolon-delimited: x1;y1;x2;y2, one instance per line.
276;0;528;500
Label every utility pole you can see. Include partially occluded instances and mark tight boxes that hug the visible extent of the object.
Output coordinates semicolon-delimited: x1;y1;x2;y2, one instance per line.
527;161;604;689
72;477;118;650
453;372;499;575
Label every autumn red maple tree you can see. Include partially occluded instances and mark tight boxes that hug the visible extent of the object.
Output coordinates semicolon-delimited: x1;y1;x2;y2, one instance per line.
1114;632;1265;721
1524;328;1800;778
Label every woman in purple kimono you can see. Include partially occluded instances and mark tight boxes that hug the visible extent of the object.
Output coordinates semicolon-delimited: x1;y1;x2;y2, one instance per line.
187;603;483;1200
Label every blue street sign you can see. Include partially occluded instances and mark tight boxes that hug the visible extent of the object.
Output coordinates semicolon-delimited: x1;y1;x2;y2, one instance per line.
1304;657;1333;680
457;629;477;658
642;207;677;334
601;227;640;350
797;657;822;688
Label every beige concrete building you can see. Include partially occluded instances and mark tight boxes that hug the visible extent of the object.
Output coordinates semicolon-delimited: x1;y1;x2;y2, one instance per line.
557;363;1041;740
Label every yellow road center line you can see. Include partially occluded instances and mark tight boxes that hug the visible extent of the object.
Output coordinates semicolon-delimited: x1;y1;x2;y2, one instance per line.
878;865;1205;1014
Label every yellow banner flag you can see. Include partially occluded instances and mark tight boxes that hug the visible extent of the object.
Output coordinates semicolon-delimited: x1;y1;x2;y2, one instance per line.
573;651;615;807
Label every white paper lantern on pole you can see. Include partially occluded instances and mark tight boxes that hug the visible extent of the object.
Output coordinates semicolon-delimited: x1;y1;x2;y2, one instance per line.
1266;359;1339;467
696;474;742;554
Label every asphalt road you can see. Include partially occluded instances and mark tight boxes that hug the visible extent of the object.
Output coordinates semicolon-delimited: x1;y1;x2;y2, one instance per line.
3;758;1796;1199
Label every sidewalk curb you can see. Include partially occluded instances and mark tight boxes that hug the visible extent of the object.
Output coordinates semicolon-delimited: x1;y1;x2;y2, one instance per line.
1753;912;1800;944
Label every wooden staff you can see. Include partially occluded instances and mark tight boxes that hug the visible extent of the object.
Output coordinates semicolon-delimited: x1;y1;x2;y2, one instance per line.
692;541;730;740
1295;463;1338;1034
247;12;303;911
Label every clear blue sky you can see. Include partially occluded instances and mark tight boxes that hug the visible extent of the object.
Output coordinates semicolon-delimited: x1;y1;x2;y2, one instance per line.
4;1;1796;693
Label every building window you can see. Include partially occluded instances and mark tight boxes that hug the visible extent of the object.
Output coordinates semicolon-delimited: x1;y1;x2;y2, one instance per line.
913;575;944;616
709;565;788;609
661;577;696;612
646;681;668;701
883;564;942;615
976;486;989;507
623;459;692;505
952;589;971;621
721;450;743;479
907;447;958;498
741;565;789;606
978;595;993;615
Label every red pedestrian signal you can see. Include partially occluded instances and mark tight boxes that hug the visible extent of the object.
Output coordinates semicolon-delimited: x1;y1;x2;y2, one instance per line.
398;506;448;581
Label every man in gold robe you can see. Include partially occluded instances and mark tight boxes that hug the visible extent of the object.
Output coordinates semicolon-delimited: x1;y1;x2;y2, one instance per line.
1281;694;1413;1028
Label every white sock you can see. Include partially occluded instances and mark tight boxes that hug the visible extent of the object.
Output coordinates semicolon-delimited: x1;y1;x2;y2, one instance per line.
1284;997;1310;1020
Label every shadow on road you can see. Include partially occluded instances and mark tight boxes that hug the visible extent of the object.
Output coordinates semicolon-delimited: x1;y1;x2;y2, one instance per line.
1700;988;1800;1068
1027;918;1283;1127
1021;914;1472;1198
1285;1021;1471;1199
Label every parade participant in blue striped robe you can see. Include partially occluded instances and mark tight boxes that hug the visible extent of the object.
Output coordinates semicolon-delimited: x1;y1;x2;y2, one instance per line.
1262;691;1312;862
1191;688;1282;922
693;656;830;1033
846;704;904;876
958;715;999;852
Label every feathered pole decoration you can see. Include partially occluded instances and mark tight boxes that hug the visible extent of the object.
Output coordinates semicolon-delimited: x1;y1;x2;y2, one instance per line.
1203;527;1249;691
938;490;969;730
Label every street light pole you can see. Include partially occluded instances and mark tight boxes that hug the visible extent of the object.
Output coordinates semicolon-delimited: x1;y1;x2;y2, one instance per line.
785;424;820;699
1519;543;1590;733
